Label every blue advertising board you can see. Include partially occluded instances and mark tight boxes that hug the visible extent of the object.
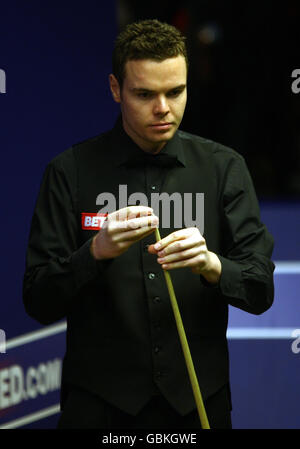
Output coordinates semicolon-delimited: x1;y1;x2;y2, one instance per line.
0;0;117;429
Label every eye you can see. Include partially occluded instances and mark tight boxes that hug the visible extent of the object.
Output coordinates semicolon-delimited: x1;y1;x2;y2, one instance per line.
137;92;152;99
167;89;184;97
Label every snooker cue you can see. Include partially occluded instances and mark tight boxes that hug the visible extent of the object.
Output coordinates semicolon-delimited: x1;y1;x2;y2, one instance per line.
154;227;210;429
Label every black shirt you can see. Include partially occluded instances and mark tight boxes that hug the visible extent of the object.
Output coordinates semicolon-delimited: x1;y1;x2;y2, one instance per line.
23;117;275;415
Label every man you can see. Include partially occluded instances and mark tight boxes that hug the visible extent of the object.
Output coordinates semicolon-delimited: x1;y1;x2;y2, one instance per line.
23;19;275;429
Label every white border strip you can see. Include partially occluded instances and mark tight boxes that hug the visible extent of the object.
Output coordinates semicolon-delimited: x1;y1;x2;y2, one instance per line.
227;327;295;339
6;321;67;350
274;261;300;274
0;404;60;429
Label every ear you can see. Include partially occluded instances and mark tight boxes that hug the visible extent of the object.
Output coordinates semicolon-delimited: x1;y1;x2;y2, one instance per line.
109;74;121;103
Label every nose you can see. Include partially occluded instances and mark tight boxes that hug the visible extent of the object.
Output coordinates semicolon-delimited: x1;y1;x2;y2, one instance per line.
153;95;169;116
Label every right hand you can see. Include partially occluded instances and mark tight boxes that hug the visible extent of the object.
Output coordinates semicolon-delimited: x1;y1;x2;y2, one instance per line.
91;206;159;260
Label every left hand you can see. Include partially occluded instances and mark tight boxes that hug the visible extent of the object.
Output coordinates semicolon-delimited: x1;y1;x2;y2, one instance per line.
148;227;222;283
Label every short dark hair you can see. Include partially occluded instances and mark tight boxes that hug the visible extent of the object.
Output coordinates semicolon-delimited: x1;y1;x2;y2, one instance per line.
112;19;188;88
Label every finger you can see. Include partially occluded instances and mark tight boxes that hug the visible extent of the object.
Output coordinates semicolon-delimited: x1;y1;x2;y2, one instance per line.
159;254;205;271
135;226;158;241
117;215;159;232
148;230;190;254
148;243;158;254
153;228;199;252
148;234;203;255
157;245;202;264
156;235;204;257
113;223;157;242
127;208;153;220
148;238;194;255
111;206;154;222
106;214;157;235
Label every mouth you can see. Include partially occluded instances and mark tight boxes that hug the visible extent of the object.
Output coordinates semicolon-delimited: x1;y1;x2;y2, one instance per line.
149;123;173;130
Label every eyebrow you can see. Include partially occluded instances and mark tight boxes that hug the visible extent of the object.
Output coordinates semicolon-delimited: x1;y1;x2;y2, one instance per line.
131;84;186;93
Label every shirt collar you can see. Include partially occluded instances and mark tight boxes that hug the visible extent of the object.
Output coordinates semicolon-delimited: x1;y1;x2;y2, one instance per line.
109;115;186;168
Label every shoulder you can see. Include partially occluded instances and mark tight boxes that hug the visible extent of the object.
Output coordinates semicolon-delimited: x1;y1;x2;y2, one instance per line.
177;129;251;193
47;130;110;172
177;129;244;164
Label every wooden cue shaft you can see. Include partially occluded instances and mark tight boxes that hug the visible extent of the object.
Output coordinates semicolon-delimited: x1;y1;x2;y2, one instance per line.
154;227;210;429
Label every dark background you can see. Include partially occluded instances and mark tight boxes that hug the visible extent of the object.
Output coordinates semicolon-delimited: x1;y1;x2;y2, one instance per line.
0;0;118;337
119;0;300;198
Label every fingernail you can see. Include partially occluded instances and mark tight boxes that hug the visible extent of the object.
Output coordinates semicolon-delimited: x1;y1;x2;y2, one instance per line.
154;243;161;250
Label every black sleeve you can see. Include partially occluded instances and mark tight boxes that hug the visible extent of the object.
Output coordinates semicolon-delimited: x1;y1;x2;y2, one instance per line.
22;153;109;325
214;154;275;315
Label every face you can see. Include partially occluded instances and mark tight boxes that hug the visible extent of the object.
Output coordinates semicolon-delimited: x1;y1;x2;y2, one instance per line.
109;55;187;153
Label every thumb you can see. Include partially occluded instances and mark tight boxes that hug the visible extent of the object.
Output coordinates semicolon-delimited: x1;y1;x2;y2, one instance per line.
148;243;159;254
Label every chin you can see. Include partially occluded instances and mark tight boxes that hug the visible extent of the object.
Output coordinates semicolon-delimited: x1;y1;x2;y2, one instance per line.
149;128;175;139
149;136;172;146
